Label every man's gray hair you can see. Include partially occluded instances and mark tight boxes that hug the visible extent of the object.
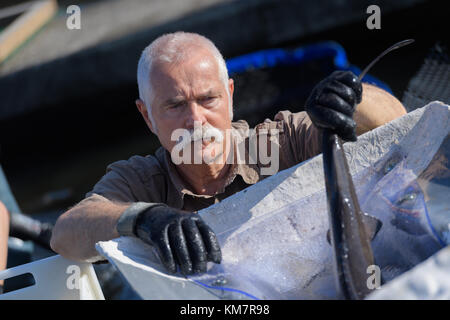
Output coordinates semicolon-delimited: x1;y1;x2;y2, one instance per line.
137;32;232;129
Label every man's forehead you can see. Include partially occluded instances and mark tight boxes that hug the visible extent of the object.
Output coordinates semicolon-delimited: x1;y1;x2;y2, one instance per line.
149;54;224;100
151;48;219;78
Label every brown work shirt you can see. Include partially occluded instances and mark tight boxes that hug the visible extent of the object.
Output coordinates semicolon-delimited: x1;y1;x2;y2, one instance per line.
86;111;322;211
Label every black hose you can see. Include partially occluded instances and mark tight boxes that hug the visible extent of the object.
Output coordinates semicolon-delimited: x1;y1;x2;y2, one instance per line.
9;211;54;251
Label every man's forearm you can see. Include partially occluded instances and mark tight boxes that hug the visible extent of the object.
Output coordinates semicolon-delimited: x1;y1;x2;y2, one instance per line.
354;83;407;135
50;195;131;262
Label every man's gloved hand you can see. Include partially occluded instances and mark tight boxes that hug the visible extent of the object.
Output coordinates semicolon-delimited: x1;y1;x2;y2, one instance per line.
134;205;222;275
305;70;362;141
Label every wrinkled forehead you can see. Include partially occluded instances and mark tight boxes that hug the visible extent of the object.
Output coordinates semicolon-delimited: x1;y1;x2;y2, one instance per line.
149;48;224;98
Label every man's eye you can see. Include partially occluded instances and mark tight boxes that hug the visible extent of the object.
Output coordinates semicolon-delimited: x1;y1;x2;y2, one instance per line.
202;97;216;104
169;103;183;109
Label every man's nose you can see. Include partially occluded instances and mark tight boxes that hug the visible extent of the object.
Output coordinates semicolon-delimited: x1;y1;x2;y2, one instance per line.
185;102;207;129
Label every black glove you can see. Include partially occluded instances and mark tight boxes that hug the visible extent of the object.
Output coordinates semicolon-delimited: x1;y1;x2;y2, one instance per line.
305;70;362;141
134;205;222;275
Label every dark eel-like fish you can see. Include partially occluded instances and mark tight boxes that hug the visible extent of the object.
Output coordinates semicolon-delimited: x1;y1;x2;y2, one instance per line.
322;40;415;300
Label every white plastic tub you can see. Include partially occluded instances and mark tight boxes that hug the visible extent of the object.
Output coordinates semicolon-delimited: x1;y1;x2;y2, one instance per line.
0;254;104;300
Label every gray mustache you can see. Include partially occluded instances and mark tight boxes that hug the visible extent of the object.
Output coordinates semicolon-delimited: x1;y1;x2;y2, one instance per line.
175;126;224;150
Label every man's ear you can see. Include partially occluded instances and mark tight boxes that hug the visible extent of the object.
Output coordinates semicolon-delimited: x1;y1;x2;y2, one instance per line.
136;99;156;134
228;78;234;99
228;78;235;120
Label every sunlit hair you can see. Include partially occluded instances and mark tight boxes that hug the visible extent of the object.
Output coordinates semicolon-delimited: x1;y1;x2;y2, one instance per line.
137;32;233;130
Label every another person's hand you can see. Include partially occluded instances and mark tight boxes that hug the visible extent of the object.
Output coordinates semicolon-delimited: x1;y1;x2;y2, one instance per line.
305;70;362;141
134;205;222;275
0;202;10;291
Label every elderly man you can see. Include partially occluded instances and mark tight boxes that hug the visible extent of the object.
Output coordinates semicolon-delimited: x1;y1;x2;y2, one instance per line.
51;32;406;275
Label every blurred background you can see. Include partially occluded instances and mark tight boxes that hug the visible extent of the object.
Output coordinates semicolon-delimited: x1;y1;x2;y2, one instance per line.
0;0;448;297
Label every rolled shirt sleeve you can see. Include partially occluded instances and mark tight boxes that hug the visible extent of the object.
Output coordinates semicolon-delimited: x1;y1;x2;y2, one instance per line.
85;155;168;204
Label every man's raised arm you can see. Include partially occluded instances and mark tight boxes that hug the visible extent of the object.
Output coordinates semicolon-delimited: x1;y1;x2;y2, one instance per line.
305;71;407;142
355;83;407;135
